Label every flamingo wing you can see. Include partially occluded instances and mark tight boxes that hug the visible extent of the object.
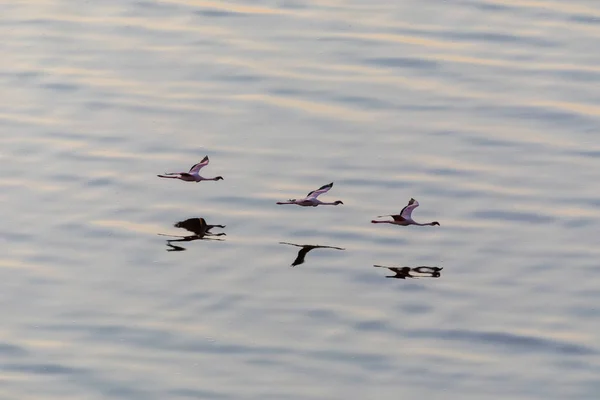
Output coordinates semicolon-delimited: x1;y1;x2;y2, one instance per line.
306;182;333;199
189;156;210;174
400;198;419;219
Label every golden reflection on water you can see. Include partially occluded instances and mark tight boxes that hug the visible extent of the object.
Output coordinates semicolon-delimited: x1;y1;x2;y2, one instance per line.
90;219;166;235
488;0;600;17
161;0;287;15
326;32;470;49
234;93;376;121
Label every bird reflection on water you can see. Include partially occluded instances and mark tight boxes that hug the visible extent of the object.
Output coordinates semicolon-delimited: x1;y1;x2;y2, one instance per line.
373;265;443;279
159;217;226;251
279;242;345;267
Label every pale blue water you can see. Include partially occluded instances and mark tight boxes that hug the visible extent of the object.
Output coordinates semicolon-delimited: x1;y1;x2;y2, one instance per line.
2;1;600;399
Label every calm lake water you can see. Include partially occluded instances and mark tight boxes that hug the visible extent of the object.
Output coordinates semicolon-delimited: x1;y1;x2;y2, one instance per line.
2;1;600;399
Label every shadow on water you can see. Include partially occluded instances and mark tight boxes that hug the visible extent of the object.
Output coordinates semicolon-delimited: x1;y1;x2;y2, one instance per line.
279;242;345;267
373;265;443;280
159;217;226;252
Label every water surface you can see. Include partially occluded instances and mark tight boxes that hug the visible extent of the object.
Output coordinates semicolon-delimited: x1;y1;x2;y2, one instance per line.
2;1;600;399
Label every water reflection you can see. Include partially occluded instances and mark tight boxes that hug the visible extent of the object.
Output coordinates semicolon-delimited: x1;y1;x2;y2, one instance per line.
159;217;226;251
373;265;443;279
279;242;345;267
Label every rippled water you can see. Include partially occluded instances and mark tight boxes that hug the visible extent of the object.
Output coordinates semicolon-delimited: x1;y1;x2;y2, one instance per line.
2;1;600;399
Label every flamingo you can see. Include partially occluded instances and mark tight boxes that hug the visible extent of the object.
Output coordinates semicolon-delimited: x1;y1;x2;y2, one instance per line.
371;198;439;226
157;156;223;182
276;182;343;207
279;242;345;267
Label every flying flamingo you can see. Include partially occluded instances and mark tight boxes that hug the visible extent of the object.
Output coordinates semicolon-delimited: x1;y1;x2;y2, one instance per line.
157;156;223;182
371;198;440;226
276;182;343;207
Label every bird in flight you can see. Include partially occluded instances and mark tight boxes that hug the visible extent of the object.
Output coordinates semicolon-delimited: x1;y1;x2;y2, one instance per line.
157;156;224;182
371;198;439;226
279;242;345;267
276;182;343;207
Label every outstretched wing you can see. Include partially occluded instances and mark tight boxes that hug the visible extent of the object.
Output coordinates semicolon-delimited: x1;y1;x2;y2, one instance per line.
189;156;209;174
306;182;333;199
400;198;419;219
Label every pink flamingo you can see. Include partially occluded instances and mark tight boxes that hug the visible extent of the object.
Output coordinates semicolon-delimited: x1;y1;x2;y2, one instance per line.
372;198;440;226
276;182;343;207
158;156;223;182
